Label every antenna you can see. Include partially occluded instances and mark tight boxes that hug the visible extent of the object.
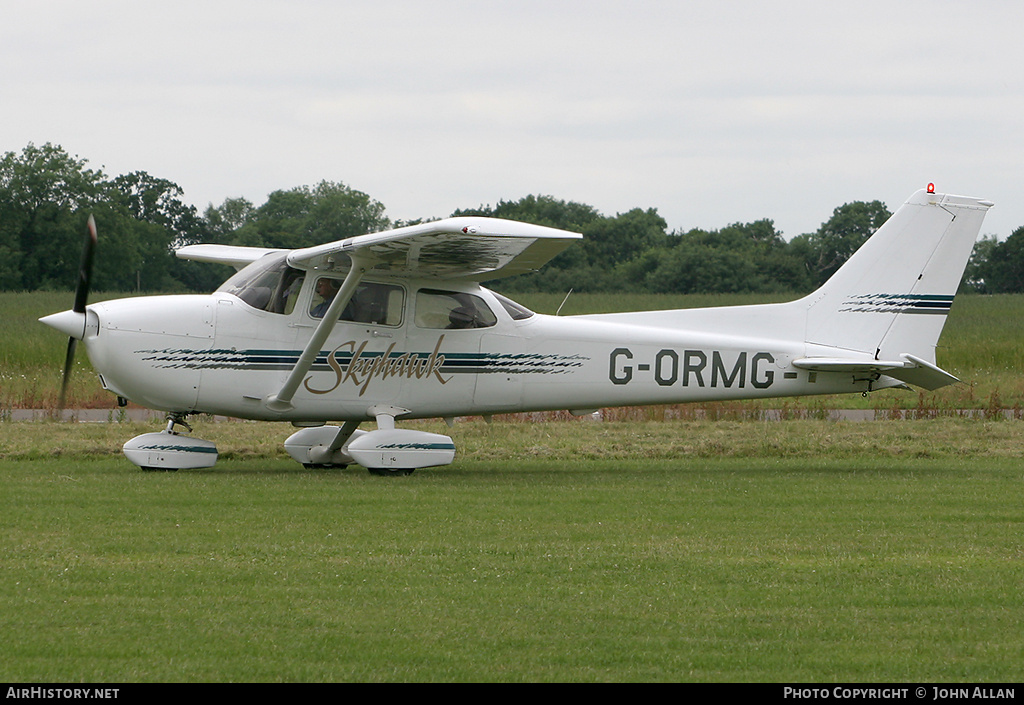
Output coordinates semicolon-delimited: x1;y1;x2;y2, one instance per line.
555;288;573;316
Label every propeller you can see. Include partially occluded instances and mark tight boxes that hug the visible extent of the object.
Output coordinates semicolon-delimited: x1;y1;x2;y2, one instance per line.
58;215;98;409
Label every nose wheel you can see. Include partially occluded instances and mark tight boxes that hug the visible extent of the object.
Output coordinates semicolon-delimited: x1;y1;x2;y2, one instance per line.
165;412;193;434
367;467;415;477
122;412;218;472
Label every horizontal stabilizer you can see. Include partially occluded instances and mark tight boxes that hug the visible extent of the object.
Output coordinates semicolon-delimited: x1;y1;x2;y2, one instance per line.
793;357;909;373
889;353;960;390
793;353;959;391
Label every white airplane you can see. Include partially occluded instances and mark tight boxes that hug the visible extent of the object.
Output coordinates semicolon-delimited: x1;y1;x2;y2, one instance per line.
41;185;992;474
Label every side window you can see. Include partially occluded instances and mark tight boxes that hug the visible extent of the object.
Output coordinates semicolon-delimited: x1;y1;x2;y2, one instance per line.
309;278;404;326
415;288;497;330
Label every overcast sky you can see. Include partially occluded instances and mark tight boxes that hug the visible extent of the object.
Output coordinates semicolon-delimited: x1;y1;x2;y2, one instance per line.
4;0;1022;240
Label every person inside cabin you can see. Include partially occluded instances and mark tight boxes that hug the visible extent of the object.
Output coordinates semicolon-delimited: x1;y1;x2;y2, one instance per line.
310;277;341;318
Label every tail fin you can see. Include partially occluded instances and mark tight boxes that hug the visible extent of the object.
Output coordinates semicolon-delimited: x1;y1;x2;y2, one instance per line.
802;188;993;370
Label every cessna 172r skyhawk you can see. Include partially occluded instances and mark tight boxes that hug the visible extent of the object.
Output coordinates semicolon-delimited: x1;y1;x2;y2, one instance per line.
41;185;992;474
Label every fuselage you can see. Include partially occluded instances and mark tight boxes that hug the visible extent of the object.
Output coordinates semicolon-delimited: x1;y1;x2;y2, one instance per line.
77;263;872;422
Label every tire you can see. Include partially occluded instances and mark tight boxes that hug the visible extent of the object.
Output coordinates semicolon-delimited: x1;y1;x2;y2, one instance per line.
367;467;414;476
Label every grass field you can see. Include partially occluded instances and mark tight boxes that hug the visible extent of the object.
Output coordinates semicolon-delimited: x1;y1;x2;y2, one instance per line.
1;418;1023;682
6;290;1023;411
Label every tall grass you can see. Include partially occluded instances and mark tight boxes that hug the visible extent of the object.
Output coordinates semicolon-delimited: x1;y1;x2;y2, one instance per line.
1;291;135;408
936;295;1024;400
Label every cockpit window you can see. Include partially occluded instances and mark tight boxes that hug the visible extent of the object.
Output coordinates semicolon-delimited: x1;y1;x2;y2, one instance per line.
415;288;498;330
492;291;535;320
218;253;305;314
310;278;404;326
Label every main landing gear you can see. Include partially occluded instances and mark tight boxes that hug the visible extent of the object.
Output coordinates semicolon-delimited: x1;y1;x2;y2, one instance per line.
285;406;456;475
122;407;457;475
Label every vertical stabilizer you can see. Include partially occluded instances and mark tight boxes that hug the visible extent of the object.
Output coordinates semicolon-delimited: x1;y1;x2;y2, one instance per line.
801;188;993;364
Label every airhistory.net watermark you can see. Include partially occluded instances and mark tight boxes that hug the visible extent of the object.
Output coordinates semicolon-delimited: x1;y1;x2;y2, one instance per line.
6;689;119;700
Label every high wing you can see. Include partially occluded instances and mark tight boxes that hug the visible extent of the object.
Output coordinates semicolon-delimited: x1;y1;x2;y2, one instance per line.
176;217;582;281
175;244;286;270
287;217;581;280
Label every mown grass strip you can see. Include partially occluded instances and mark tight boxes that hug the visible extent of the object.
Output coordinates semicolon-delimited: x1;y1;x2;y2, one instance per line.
1;418;1022;682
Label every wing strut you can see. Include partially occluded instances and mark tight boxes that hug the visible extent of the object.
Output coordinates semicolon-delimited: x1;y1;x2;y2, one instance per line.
265;254;370;412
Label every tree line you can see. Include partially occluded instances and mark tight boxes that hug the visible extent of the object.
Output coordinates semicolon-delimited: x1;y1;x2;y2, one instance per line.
3;142;1022;295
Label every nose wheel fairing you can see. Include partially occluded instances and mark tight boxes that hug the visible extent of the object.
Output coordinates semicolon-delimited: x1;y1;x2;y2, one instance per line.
122;414;219;471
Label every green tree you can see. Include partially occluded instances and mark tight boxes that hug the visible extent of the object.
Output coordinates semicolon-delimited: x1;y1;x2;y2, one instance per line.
111;171;206;290
983;227;1024;293
307;180;389;243
113;172;204;244
453;194;599;232
204;197;256;243
581;208;668;268
961;235;999;293
0;144;213;291
631;237;761;294
0;143;108;290
622;221;774;295
625;219;801;294
732;219;811;293
232;181;389;249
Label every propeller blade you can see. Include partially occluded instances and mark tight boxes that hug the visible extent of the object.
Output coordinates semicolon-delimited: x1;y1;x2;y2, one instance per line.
73;215;97;314
59;215;98;409
59;337;77;410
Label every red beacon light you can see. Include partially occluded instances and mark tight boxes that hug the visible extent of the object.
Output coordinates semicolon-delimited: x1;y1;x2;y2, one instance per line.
927;183;936;194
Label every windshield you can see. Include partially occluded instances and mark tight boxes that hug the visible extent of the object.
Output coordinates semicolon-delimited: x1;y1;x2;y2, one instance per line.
491;291;534;320
218;253;305;314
